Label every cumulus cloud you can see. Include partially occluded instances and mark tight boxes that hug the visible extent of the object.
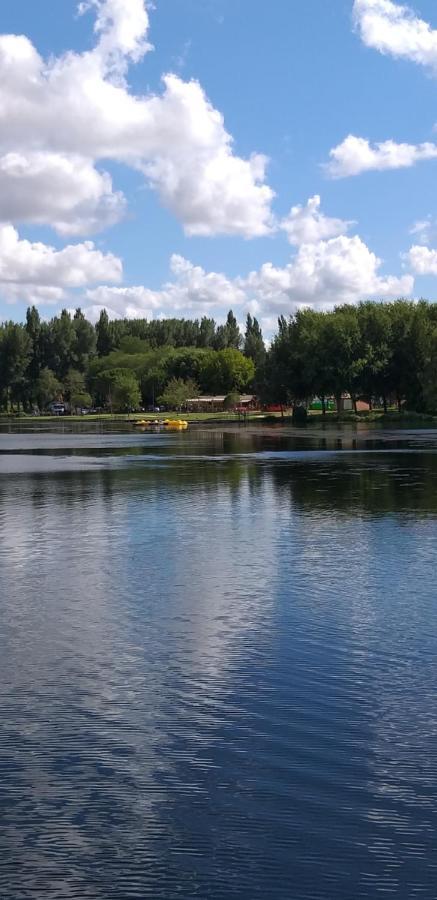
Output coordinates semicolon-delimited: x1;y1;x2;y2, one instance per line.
79;0;153;68
329;4;437;182
81;237;413;328
353;0;437;72
408;244;437;274
0;153;126;235
326;135;437;177
0;1;274;238
137;77;274;237
0;1;415;321
245;236;413;313
84;253;246;320
0;224;122;304
281;195;353;244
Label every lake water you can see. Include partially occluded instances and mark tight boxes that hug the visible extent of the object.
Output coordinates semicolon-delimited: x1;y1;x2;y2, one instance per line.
1;421;437;899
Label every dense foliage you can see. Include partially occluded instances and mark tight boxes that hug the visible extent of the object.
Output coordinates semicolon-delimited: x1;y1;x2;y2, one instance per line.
263;301;437;415
0;308;259;413
2;300;437;414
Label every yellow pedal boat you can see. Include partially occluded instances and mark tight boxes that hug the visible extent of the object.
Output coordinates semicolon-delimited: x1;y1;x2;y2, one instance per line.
163;419;188;429
134;419;188;429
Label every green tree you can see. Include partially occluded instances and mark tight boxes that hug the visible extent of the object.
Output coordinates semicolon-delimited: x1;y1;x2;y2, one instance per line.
35;367;62;411
165;348;209;383
141;362;169;407
93;368;138;410
223;392;241;410
159;377;199;410
73;308;96;371
321;306;363;413
63;369;93;411
224;310;241;349
263;312;319;410
244;314;266;368
48;310;76;379
261;318;293;412
198;317;216;348
25;306;43;389
118;336;150;355
213;310;241;350
0;323;32;411
112;372;141;412
356;302;392;411
96;309;116;357
200;349;255;394
419;323;437;412
385;300;430;412
71;391;93;412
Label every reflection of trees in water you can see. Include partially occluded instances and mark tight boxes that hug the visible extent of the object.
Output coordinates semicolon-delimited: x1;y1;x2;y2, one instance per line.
271;455;437;517
114;457;252;498
3;447;437;519
0;458;253;510
0;454;278;899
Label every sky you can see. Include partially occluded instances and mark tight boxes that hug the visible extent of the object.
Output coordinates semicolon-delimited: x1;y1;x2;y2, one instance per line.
1;0;437;335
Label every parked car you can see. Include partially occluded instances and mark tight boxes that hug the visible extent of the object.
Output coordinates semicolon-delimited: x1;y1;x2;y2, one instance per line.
47;402;66;416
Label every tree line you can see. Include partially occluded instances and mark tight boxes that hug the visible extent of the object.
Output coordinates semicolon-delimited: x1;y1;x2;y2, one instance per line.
0;307;264;413
264;300;437;415
2;299;437;414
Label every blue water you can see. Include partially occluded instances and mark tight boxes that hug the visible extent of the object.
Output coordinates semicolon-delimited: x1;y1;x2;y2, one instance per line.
1;423;437;899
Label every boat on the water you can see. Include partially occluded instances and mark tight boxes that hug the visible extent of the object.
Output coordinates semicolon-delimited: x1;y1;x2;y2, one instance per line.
134;419;188;429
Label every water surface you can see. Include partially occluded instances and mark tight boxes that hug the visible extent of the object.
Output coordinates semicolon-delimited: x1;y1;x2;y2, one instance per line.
1;423;437;899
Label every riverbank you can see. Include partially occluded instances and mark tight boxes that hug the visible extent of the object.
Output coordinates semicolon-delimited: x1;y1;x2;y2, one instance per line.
0;410;264;427
1;408;437;428
310;409;437;425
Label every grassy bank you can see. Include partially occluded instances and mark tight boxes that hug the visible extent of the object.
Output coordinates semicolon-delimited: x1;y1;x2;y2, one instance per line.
0;410;270;425
2;409;437;427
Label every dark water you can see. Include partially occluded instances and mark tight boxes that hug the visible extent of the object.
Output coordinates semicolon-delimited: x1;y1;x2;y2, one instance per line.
2;422;437;899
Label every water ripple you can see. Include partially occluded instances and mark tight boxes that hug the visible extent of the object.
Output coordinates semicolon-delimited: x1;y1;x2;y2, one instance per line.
1;428;437;898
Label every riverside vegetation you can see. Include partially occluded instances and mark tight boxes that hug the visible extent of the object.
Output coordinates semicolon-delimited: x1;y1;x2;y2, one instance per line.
2;300;437;415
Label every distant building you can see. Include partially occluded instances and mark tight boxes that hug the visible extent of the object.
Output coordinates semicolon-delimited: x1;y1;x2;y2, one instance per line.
186;395;257;412
341;395;371;412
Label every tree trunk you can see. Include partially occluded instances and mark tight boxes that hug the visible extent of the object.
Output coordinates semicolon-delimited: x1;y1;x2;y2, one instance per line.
382;393;387;414
321;396;326;417
335;394;342;415
397;394;402;414
351;394;358;414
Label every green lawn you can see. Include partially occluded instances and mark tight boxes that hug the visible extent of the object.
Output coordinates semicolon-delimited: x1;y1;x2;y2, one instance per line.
4;408;435;426
1;410;273;424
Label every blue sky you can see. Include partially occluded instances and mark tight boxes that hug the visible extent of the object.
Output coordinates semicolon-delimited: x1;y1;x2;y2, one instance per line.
1;0;437;333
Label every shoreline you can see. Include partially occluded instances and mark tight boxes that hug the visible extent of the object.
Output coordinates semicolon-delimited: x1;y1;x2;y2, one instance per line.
1;410;437;429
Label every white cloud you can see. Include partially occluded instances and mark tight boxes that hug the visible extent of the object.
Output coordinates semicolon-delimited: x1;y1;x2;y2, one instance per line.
0;153;126;235
0;224;122;304
80;0;152;68
408;244;437;274
81;237;413;329
0;1;274;238
137;76;274;237
353;0;437;72
281;195;353;244
84;253;246;320
409;216;435;245
326;134;437;177
245;236;413;313
0;2;415;319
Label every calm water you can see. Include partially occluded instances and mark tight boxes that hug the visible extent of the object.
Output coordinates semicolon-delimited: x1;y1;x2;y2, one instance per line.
1;421;437;899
